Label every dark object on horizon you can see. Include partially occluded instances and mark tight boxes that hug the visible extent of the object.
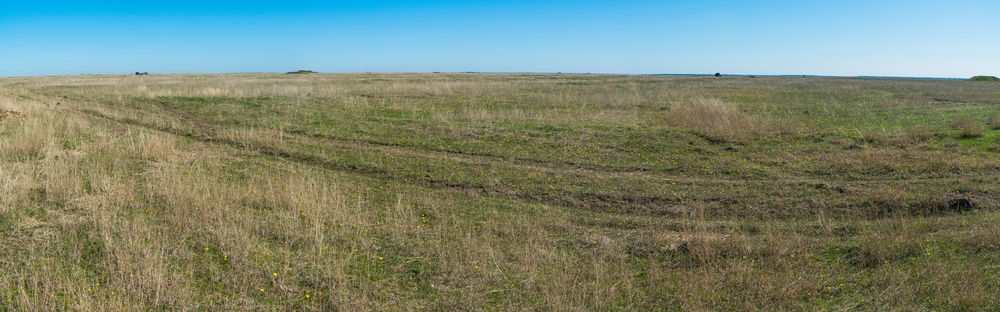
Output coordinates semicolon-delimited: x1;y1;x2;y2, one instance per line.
749;75;756;78
714;73;721;77
135;72;149;75
287;69;317;74
969;75;1000;82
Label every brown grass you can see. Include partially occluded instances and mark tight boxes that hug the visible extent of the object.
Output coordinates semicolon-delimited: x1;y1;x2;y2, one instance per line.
860;129;889;146
664;98;762;141
988;115;1000;130
0;109;24;121
903;125;934;145
952;117;983;138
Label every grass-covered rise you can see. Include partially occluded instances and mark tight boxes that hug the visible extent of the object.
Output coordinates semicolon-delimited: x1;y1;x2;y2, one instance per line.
969;75;1000;82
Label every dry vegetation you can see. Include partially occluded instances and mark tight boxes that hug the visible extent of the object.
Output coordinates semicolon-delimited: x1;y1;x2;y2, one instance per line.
2;73;1000;310
988;115;1000;130
662;98;761;142
952;116;984;138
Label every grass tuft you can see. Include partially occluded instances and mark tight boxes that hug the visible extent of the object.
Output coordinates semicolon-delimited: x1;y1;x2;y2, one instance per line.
903;125;934;144
952;117;983;138
664;98;759;141
987;115;1000;130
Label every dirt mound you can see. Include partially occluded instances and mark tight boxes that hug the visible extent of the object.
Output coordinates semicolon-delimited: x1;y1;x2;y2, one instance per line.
0;109;24;121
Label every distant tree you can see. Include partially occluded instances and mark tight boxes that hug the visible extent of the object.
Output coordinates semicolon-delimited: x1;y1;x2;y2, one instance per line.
714;73;721;77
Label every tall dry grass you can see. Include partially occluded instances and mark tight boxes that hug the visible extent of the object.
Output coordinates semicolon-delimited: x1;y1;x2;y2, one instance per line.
952;116;983;138
0;80;649;310
3;73;1000;310
987;115;1000;130
663;98;766;141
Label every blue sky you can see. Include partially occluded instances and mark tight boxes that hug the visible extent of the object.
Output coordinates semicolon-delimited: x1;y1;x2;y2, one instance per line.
1;1;998;77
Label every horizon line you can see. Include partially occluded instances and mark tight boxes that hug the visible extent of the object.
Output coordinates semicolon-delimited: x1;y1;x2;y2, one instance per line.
0;71;978;80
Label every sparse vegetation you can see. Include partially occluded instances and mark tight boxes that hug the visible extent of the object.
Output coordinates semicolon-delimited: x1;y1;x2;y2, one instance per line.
2;73;1000;310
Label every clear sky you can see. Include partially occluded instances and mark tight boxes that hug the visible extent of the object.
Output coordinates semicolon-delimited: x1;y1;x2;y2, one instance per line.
1;1;998;77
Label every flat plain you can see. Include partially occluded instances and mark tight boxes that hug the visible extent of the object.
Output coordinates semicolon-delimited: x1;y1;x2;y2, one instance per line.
2;73;999;310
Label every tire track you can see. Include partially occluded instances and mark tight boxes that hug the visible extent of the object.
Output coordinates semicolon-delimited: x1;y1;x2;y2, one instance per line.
51;93;998;218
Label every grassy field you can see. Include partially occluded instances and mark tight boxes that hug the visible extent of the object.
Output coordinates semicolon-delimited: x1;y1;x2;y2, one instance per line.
2;73;1000;310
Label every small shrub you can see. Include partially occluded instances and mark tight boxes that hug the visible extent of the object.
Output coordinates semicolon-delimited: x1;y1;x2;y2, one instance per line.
901;125;934;145
860;130;888;145
952;117;983;138
987;115;1000;129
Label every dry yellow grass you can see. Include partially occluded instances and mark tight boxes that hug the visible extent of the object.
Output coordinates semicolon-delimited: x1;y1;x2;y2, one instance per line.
661;97;777;142
0;76;648;310
2;73;1000;310
952;116;984;138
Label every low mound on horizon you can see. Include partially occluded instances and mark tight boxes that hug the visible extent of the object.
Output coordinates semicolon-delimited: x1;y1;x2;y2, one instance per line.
969;75;1000;82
